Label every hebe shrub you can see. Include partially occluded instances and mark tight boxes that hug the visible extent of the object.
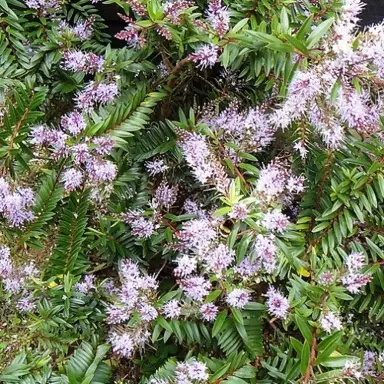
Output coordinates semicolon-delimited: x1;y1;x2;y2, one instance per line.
0;0;384;382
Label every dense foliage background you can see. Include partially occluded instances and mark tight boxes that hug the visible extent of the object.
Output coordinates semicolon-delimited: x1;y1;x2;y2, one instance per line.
1;0;384;382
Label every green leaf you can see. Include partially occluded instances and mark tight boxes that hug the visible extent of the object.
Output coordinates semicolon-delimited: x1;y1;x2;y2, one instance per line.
266;42;293;53
204;289;222;303
284;34;309;55
213;310;228;337
236;234;252;262
296;15;314;40
157;316;173;333
210;362;231;381
228;221;240;249
290;337;303;355
222;377;249;384
232;18;249;33
306;18;334;49
315;332;342;365
66;342;112;383
329;80;340;102
320;356;355;368
243;302;266;311
233;365;257;379
213;206;232;216
280;7;289;33
0;0;17;18
221;45;230;68
158;290;179;305
351;201;364;222
343;210;354;233
312;222;330;232
21;171;64;244
82;344;111;383
366;184;377;208
366;237;383;259
315;369;343;382
300;340;310;374
377;174;384;198
232;308;244;325
295;314;313;342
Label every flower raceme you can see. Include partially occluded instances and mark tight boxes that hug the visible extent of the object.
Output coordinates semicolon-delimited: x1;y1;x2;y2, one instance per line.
0;246;38;294
31;115;117;192
189;44;219;70
0;179;35;227
145;158;169;176
62;50;105;74
271;1;384;151
264;287;290;320
206;0;230;38
342;252;372;293
320;311;343;333
226;288;250;309
75;81;119;111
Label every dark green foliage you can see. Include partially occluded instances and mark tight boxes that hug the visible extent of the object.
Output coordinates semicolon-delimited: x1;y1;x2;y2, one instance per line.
20;171;65;247
48;190;90;276
0;341;111;384
0;84;47;177
1;0;384;382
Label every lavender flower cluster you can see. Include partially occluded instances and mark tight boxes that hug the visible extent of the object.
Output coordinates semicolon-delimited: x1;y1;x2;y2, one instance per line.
206;0;230;38
5;0;384;380
74;274;96;294
314;251;372;336
255;161;305;203
106;260;159;358
175;219;234;277
152;182;178;210
169;214;256;310
272;0;384;150
235;211;289;277
163;0;194;25
235;180;294;277
190;44;219;70
343;350;381;380
0;178;35;227
138;157;299;315
204;102;276;156
341;252;372;293
318;252;371;293
62;50;104;74
115;13;146;48
31;113;117;191
173;216;252;311
75;81;119;111
58;18;95;41
174;360;209;383
126;0;147;16
145;158;169;176
229;202;249;220
177;130;230;192
123;163;180;238
115;0;225;58
162;293;219;322
122;210;157;239
264;286;290;320
239;234;278;275
226;288;250;309
25;0;61;13
320;311;343;333
0;246;38;297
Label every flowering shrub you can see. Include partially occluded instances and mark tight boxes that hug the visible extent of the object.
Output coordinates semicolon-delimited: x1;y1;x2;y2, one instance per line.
1;0;384;382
